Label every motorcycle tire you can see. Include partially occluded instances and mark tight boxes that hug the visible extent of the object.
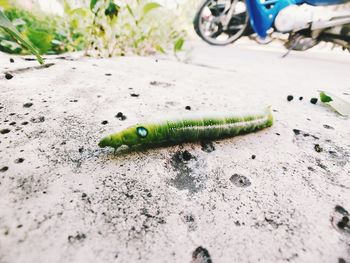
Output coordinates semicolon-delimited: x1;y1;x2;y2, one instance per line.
193;0;251;46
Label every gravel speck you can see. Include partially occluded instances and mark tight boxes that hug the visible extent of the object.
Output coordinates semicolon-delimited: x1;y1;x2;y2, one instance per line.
5;73;13;80
310;98;318;104
23;103;33;108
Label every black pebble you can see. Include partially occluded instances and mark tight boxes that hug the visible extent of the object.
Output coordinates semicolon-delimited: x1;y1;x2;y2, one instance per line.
115;112;127;120
0;128;10;134
182;150;192;161
323;124;334;130
23;102;33;108
192;246;212;263
335;205;349;216
78;147;84;153
185;106;191;110
105;73;112;76
31;116;45;123
130;93;140;97
292;129;301;135
82;193;87;198
101;120;108;125
5;73;13;80
251;155;256;159
15;158;24;163
200;141;215;153
9;122;16;126
299;96;303;100
314;144;322;153
10;58;14;63
0;166;8;172
21;121;28;125
287;95;293;101
337;216;349;229
310;98;318;104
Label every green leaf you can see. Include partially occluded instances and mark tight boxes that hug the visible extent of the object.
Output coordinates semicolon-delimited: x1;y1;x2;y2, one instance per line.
104;2;119;19
174;37;184;52
0;10;43;64
154;44;165;54
142;2;161;16
318;90;350;116
320;92;333;103
90;0;98;11
27;28;53;54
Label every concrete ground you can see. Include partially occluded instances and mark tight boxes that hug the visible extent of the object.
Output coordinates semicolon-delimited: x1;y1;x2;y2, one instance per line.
0;39;349;263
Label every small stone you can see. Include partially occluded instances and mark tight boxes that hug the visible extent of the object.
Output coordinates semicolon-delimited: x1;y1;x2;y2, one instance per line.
230;174;251;187
185;106;191;110
15;158;24;163
9;58;14;63
30;116;45;123
314;144;322;153
310;98;318;104
21;121;28;125
292;129;301;135
0;128;10;134
101;120;108;125
299;96;303;100
251;155;256;159
0;166;9;172
192;246;212;263
287;95;293;101
105;73;112;76
130;93;139;97
5;73;13;80
23;102;33;108
200;141;215;153
323;124;334;130
182;150;192;161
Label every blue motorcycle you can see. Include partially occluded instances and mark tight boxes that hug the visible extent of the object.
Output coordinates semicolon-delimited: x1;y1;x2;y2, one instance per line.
193;0;350;51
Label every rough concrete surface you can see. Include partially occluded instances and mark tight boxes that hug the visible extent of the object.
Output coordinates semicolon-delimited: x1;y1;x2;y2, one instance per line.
0;40;349;263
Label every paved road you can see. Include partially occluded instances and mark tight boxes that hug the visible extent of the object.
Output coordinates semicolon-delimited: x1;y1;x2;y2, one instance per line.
0;41;349;263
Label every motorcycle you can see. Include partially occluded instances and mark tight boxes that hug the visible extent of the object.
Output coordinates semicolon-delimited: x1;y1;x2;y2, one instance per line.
193;0;350;51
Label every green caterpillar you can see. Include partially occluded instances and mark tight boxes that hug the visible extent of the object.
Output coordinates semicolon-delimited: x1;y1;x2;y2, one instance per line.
99;106;273;150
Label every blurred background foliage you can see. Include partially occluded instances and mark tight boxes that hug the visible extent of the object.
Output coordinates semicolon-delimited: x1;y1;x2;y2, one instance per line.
0;0;199;57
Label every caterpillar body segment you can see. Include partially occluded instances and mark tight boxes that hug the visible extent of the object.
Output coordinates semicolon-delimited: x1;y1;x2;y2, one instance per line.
98;106;273;150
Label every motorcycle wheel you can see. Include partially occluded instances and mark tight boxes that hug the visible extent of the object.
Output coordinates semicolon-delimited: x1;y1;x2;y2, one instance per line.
193;0;250;46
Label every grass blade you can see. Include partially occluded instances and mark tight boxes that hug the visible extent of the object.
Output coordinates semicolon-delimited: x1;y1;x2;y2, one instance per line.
0;10;43;64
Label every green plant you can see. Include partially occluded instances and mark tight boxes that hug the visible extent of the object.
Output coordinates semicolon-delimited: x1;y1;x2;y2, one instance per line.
86;0;187;57
0;9;43;63
0;0;188;58
0;6;87;55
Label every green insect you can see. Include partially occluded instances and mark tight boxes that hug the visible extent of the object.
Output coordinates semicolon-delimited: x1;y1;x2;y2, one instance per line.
98;106;273;151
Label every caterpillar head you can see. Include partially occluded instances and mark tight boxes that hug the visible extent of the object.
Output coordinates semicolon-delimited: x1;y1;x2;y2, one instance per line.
98;126;149;149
